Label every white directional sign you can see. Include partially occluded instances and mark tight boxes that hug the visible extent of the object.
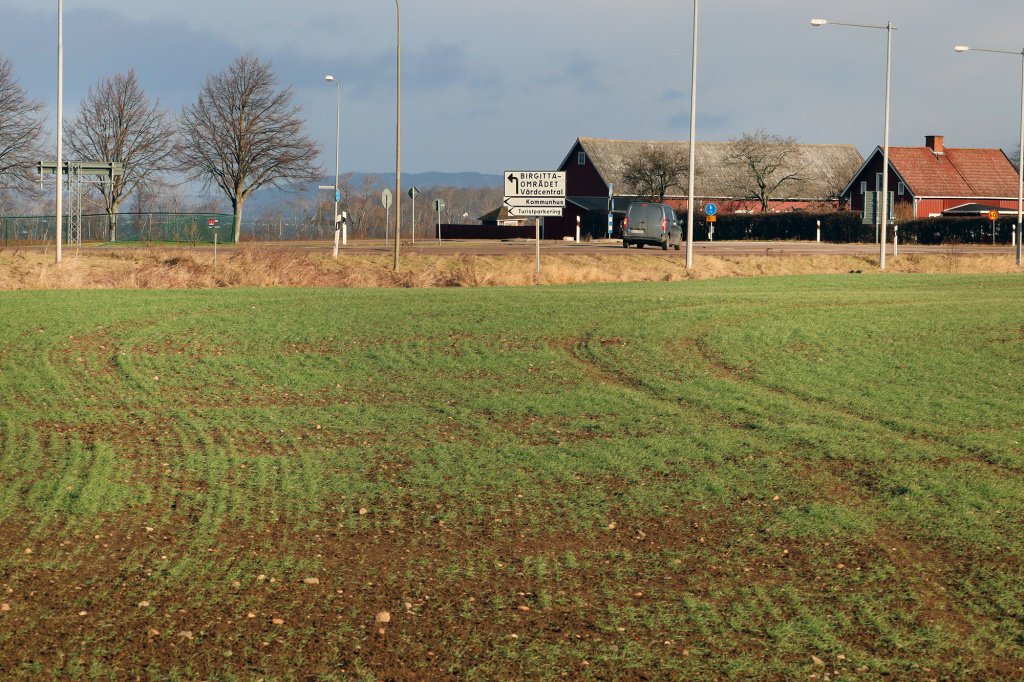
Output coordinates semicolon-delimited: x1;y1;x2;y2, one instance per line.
507;206;563;217
504;170;566;218
504;171;566;198
503;197;566;209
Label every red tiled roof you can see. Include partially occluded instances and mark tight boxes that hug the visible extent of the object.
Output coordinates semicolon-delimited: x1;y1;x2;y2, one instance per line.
887;146;1019;198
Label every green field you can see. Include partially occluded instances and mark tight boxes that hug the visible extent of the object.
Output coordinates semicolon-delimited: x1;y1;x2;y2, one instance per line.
1;274;1023;680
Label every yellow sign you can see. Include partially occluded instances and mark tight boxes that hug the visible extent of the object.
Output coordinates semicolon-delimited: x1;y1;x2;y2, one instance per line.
707;215;717;223
988;210;999;221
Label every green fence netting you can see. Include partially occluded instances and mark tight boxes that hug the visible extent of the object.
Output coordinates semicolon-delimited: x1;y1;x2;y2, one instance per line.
1;213;235;246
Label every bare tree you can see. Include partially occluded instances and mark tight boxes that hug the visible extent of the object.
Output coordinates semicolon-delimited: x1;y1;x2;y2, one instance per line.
0;55;46;199
820;154;864;209
177;54;323;243
64;69;176;241
724;128;804;212
621;145;689;202
1007;144;1021;173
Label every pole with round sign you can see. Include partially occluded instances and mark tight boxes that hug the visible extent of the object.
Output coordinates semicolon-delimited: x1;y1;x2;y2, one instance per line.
433;198;445;245
382;189;393;246
990;210;999;245
409;187;420;245
209;219;219;267
705;203;717;242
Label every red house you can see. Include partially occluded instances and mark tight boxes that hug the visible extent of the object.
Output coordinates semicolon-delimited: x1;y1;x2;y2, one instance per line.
842;136;1021;218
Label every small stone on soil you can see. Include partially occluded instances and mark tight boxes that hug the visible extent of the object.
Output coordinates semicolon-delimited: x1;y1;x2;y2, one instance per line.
303;578;319;585
376;611;391;623
272;618;284;625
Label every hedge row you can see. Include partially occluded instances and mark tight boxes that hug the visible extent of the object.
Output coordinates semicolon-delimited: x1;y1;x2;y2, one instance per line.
696;212;1020;245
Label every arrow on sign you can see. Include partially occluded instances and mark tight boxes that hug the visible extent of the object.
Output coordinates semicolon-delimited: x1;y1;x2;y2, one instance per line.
507;173;519;195
504;197;566;209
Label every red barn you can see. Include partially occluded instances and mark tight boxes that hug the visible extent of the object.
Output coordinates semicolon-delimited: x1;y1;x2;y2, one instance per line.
842;136;1021;218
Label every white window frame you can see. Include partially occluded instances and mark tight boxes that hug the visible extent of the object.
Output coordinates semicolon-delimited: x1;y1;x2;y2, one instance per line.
860;181;867;195
578;152;586;165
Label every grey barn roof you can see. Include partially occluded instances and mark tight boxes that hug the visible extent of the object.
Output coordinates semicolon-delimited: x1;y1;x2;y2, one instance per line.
571;137;864;201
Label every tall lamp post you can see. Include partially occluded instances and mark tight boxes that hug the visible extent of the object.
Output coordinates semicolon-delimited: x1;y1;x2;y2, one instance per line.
325;75;343;245
954;45;1024;267
812;18;896;270
393;0;402;271
685;0;698;269
56;0;63;264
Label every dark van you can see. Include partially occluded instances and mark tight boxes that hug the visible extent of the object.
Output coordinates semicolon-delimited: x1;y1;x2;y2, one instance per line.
622;202;682;250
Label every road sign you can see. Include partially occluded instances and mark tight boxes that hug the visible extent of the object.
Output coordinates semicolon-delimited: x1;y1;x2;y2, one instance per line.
707;215;717;223
705;202;718;217
507;206;563;217
409;186;420;199
989;210;999;221
335;189;341;202
433;198;446;212
504;171;566;198
381;189;393;209
503;197;566;209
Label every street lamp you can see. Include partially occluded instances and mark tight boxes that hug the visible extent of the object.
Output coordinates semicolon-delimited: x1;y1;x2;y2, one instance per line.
56;0;63;264
685;0;698;269
393;0;402;271
954;45;1024;267
325;75;343;246
812;17;897;270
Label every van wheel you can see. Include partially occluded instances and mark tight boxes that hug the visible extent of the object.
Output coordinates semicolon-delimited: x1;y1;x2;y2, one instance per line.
661;240;669;251
637;243;644;249
622;240;629;248
674;242;681;251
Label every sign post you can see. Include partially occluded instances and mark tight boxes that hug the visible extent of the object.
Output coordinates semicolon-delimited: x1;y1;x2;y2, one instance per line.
381;189;393;246
409;187;420;245
705;203;717;243
209;219;220;267
433;198;446;245
990;210;999;244
504;172;565;276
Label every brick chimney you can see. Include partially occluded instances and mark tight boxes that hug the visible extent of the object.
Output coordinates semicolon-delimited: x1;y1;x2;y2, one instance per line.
926;135;944;155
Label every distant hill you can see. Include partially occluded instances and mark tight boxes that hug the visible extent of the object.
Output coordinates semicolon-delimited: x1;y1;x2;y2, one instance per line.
346;172;503;190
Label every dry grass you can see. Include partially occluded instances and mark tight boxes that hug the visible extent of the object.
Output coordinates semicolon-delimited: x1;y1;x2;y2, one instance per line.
0;243;1020;290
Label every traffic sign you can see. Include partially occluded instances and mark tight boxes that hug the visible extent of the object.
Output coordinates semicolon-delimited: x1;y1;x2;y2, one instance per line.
409;186;420;199
433;198;446;212
503;197;566;209
707;215;717;223
507;206;562;217
705;202;718;217
335;189;341;202
381;189;393;209
989;210;999;221
504;171;566;198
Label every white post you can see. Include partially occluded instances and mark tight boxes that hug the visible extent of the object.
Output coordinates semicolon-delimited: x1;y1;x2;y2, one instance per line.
535;217;540;274
816;219;821;243
576;215;580;243
333;220;340;259
56;0;63;264
214;230;218;267
342;211;348;247
1018;50;1023;266
879;21;893;271
394;0;401;271
685;0;699;269
894;225;898;258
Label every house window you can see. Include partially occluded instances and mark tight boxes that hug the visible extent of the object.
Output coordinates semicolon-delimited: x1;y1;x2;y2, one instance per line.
860;181;867;195
578;151;586;165
898;182;905;196
876;173;883;190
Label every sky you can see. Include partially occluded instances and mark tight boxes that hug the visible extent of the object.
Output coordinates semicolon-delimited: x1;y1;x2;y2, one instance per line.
1;0;1023;177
